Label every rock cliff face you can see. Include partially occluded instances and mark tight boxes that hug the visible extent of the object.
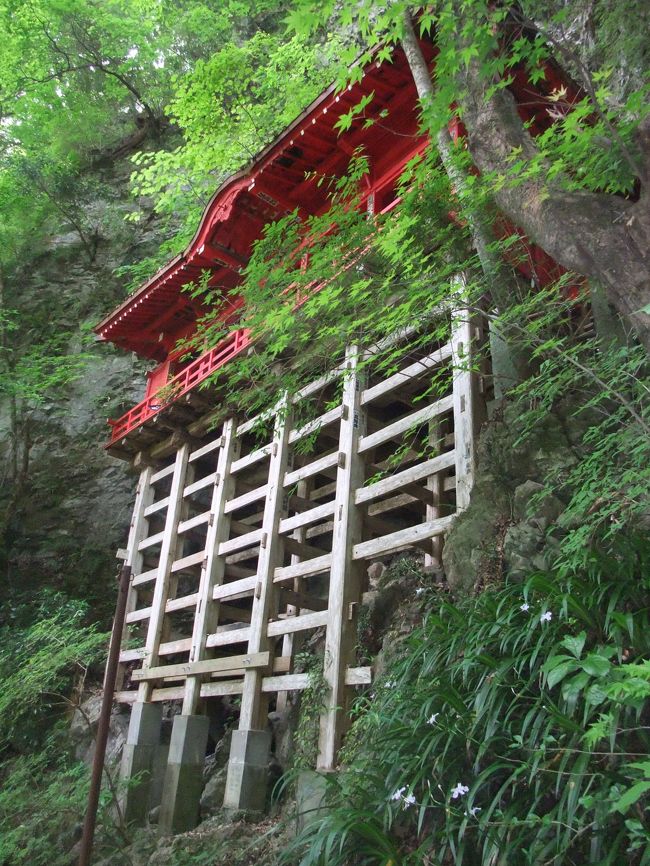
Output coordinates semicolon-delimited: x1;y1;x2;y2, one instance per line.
1;158;166;620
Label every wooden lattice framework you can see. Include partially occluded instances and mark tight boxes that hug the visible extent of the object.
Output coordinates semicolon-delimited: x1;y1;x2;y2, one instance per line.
114;306;485;773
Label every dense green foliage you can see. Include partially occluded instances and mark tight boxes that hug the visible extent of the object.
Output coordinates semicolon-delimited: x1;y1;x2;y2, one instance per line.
285;547;650;865
0;592;107;755
0;1;648;864
0;595;111;864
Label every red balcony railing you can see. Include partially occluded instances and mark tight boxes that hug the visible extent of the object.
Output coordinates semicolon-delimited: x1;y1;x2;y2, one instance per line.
107;328;251;445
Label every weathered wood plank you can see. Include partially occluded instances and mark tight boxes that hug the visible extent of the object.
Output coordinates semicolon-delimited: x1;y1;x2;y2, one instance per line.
137;530;165;551
231;444;272;475
278;500;336;534
131;651;270;682
171;550;205;573
318;345;365;770
205;626;251;648
213;575;258;601
200;680;245;698
357;394;454;454
292;362;346;403
125;607;152;624
137;444;191;701
355;451;456;505
273;552;332;583
183;472;217;498
182;416;240;714
288;405;342;445
279;588;328;612
284;452;339;487
360;343;453;405
224;483;268;514
451;300;483;510
267;610;328;637
165;592;198;613
239;398;292;730
177;510;210;534
283;536;326;560
218;527;263;556
131;567;158;587
144;496;170;518
352;514;455;560
150;463;175;484
189;437;222;463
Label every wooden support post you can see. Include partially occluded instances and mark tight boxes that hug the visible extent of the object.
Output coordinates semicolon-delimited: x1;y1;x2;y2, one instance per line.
318;346;365;769
223;403;290;812
138;443;191;701
276;476;311;714
115;468;154;691
451;298;483;511
238;401;291;731
425;418;444;568
182;417;239;715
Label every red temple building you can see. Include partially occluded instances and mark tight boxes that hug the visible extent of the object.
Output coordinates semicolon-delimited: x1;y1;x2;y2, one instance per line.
96;39;576;832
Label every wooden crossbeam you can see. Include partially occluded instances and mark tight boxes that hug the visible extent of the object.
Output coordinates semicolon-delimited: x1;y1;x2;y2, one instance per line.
360;343;453;405
225;483;268;514
357;394;454;454
279;588;327;613
355;451;456;505
278;500;336;534
352;514;455;560
288;405;343;445
131;650;270;682
283;536;326;560
284;451;339;487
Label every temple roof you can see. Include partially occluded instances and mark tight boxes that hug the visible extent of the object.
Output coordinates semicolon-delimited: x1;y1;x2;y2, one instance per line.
94;44;428;360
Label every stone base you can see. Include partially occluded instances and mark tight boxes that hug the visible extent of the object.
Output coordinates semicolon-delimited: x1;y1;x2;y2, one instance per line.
296;769;330;832
120;702;162;826
223;729;271;812
158;714;210;834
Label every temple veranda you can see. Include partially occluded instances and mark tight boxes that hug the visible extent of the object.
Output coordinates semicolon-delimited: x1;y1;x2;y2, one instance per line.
112;310;486;832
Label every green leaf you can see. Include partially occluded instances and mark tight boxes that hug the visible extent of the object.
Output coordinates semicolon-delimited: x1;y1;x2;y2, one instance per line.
561;631;586;659
580;655;612;677
610;781;650;814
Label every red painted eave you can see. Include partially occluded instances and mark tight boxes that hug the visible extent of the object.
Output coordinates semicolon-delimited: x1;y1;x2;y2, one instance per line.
94;43;428;356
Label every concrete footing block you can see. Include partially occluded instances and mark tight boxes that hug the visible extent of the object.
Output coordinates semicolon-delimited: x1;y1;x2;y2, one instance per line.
223;729;271;812
158;714;210;834
296;770;330;832
120;701;162;826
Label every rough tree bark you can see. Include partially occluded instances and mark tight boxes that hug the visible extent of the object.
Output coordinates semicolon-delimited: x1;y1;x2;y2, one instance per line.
455;11;650;345
403;8;650;347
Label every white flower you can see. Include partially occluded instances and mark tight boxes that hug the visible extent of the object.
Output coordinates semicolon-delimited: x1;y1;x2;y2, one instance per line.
427;713;439;726
451;782;469;799
391;786;406;801
385;679;396;688
415;587;425;596
540;611;552;623
520;602;530;612
402;793;416;809
469;806;481;817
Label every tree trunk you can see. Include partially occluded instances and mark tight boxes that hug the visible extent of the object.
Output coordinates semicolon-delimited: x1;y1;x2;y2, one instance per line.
456;49;650;346
401;10;528;388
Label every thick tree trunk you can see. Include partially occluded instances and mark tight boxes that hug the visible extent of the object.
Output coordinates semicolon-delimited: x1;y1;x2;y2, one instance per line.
402;6;650;345
457;55;650;345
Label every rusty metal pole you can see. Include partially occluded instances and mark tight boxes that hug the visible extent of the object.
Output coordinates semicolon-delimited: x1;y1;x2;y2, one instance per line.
78;564;131;866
